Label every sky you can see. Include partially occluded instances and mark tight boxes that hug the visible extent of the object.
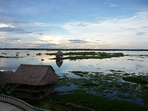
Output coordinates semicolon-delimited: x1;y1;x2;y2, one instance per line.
0;0;148;49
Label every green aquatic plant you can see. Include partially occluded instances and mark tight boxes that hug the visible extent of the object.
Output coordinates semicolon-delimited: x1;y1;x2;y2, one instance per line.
57;71;144;101
122;76;148;84
0;56;22;58
49;91;148;111
35;70;148;111
141;85;148;105
51;51;124;60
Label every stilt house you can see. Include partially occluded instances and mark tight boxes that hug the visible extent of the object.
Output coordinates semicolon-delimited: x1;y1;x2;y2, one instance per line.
0;64;59;100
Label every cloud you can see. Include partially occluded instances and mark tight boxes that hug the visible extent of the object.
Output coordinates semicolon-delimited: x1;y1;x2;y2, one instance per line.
0;17;46;34
62;10;148;48
0;36;23;48
0;36;21;42
6;37;20;41
35;43;57;48
0;15;46;27
75;23;87;27
69;39;88;43
67;22;87;27
0;23;14;28
38;33;43;35
0;27;29;33
38;35;66;45
63;10;148;36
136;32;146;35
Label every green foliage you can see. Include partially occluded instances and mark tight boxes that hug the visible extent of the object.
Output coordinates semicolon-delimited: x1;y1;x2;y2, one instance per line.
35;70;148;111
0;84;18;95
70;71;89;77
50;92;148;111
122;76;148;84
141;85;148;105
64;52;124;60
64;51;96;56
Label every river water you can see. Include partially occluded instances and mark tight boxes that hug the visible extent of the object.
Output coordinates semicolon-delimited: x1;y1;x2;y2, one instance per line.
0;50;148;76
0;50;148;105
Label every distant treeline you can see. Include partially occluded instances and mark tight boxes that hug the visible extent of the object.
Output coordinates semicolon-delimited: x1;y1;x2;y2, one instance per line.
0;48;148;51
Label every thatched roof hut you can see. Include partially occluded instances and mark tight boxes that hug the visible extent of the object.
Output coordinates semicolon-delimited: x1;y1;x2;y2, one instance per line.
0;64;59;100
0;71;14;84
10;64;59;85
56;50;63;58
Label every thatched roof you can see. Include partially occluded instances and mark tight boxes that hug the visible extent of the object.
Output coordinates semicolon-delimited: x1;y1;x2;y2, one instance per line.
0;64;59;86
56;50;63;58
0;71;14;84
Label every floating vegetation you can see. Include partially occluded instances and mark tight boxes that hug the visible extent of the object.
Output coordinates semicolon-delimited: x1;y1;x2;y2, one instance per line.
36;53;42;56
122;75;148;105
141;85;148;105
50;51;124;60
70;71;89;77
0;56;22;58
64;52;124;60
55;71;148;107
122;76;148;84
27;53;30;56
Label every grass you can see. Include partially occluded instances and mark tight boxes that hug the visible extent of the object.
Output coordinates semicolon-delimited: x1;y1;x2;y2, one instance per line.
44;91;148;111
122;76;148;84
34;101;77;111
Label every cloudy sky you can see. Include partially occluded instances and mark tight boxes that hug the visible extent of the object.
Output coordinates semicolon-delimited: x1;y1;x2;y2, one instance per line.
0;0;148;49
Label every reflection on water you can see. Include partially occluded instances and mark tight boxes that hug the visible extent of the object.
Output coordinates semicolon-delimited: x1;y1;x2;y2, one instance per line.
0;50;148;75
56;58;63;67
0;50;148;105
55;50;63;68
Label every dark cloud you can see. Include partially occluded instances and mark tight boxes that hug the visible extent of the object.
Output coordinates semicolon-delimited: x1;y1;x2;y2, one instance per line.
0;16;35;26
35;43;57;48
40;40;48;42
38;33;43;35
31;29;49;35
69;39;88;43
0;41;9;45
69;23;87;27
120;27;135;30
0;27;30;34
39;39;53;42
0;37;21;47
11;20;35;26
6;37;20;41
136;32;146;35
142;26;148;29
76;23;87;27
